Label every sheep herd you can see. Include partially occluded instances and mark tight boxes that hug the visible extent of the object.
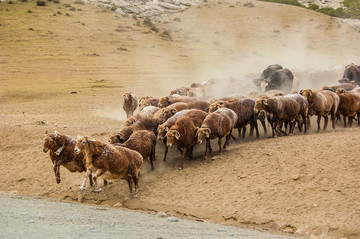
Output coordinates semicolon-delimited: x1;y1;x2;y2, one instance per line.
43;64;360;197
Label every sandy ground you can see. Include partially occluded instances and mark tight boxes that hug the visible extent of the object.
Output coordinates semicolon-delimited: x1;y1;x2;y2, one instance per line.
1;0;360;238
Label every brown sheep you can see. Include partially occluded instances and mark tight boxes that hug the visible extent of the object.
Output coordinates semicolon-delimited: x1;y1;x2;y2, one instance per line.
254;94;309;137
339;63;360;86
208;95;245;104
165;111;207;170
75;136;143;196
158;96;197;108
209;99;259;140
300;89;339;131
116;130;156;171
196;108;237;158
123;92;138;119
321;83;356;92
43;131;89;184
335;88;360;127
158;109;206;162
170;86;190;96
124;106;159;126
110;118;159;144
161;100;210;122
138;96;159;111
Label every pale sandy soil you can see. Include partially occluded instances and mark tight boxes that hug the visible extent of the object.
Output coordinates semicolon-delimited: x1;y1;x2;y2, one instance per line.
1;0;360;238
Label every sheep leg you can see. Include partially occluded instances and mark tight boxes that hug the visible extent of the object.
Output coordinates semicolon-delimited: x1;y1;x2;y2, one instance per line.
162;139;168;162
254;121;259;138
126;175;133;194
187;146;193;160
103;179;108;186
80;169;92;190
133;174;139;197
208;140;213;153
317;115;321;132
178;148;187;170
343;115;347;127
307;115;311;131
92;169;103;193
150;145;155;170
331;113;336;129
349;116;353;127
358;112;360;126
54;163;61;184
204;138;210;158
89;173;94;187
218;137;222;153
242;127;246;139
323;115;329;130
261;118;267;135
223;135;230;150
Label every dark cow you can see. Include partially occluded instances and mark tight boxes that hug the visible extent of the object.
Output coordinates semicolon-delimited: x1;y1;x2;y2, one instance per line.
339;63;360;86
253;64;294;93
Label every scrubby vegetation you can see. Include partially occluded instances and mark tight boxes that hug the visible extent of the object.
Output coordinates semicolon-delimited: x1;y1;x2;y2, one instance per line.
259;0;360;19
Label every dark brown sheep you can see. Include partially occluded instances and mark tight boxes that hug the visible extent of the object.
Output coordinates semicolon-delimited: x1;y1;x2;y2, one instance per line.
110;118;159;144
300;89;339;131
254;94;309;137
43;131;88;184
165;111;207;170
117;130;157;170
196;108;237;158
335;88;360;127
209;99;259;140
75;136;143;196
158;96;197;108
123;92;138;119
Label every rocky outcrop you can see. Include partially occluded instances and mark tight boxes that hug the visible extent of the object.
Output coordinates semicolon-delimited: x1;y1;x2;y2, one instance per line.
87;0;203;19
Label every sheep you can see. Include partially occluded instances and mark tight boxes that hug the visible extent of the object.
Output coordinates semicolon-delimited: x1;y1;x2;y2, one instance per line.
138;96;159;111
165;111;207;170
335;88;360;127
116;130;156;171
209;99;259;140
209;95;245;104
124;106;159;126
43;131;88;184
123;92;138;119
321;83;356;92
157;109;206;162
254;94;309;137
110;118;159;144
300;89;339;131
75;136;143;196
161;100;210;122
196;108;238;158
170;86;190;96
158;96;197;108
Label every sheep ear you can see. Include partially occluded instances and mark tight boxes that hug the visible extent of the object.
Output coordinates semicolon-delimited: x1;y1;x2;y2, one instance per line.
175;131;180;140
205;107;209;112
219;101;225;106
116;133;122;140
170;108;177;114
55;130;59;137
299;89;303;95
262;99;268;106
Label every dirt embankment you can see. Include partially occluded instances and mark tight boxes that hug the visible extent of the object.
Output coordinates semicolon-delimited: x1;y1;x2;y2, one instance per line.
1;0;360;238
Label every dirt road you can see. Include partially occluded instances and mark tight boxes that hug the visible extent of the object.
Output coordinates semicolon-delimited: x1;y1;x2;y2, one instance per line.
0;192;298;239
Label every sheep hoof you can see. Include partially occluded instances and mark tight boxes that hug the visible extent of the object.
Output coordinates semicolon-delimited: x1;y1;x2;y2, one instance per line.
177;166;183;170
92;188;102;193
79;186;85;191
